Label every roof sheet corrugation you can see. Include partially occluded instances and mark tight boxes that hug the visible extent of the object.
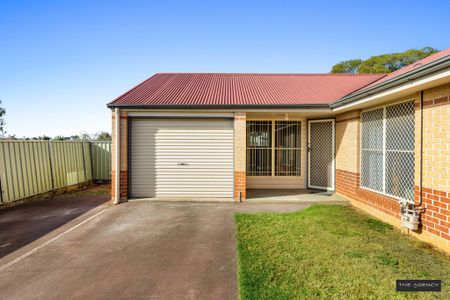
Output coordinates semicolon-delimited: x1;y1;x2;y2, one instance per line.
362;47;450;89
109;73;385;106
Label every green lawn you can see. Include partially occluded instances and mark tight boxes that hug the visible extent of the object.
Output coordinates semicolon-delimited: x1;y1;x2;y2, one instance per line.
236;205;450;299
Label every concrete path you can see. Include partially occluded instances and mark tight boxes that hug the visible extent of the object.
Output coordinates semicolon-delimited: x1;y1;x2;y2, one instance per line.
0;194;347;300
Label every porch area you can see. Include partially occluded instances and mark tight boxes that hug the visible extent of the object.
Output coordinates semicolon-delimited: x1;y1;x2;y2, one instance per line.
242;112;337;200
246;189;348;203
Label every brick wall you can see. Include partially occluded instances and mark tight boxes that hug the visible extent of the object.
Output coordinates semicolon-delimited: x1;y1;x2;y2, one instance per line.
336;111;360;173
234;171;246;201
420;83;450;194
336;110;403;219
336;169;400;219
111;170;128;201
111;110;128;203
413;83;450;245
417;187;450;240
234;112;247;201
335;84;450;252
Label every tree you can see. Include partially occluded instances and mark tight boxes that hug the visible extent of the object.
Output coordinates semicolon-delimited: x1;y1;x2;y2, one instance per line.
53;135;71;141
5;132;110;141
331;47;439;74
4;134;17;140
0;100;6;136
79;133;91;141
69;135;81;141
331;59;362;74
93;131;111;141
53;133;91;141
31;135;51;140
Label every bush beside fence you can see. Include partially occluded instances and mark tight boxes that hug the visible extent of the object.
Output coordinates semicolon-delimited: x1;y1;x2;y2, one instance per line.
0;141;111;205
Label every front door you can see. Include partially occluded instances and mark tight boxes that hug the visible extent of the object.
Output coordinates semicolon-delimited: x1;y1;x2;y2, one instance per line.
308;119;335;190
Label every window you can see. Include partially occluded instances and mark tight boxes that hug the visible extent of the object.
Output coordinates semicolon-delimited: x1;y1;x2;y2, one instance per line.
360;101;415;201
246;121;272;176
275;121;302;176
246;120;301;176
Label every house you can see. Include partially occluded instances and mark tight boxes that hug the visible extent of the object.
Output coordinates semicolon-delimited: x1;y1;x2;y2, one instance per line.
107;48;450;252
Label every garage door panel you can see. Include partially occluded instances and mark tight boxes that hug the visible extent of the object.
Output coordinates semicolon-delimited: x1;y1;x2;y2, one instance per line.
130;118;234;199
152;168;233;172
154;144;233;148
130;173;233;179
154;133;234;137
129;175;234;180
131;164;234;168
133;143;233;147
155;152;234;156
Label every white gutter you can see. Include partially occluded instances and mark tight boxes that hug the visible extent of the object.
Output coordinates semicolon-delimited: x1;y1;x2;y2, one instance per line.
114;107;120;204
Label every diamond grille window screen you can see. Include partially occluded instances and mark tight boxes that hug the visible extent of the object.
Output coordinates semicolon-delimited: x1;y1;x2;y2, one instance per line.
246;120;301;176
361;108;384;192
385;101;415;201
360;101;415;201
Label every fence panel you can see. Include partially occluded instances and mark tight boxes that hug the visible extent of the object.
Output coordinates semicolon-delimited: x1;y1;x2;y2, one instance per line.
49;142;86;189
0;140;112;205
0;141;53;203
83;142;93;181
91;141;112;180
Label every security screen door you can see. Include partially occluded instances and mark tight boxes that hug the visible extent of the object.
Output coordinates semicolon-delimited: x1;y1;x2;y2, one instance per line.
308;119;335;190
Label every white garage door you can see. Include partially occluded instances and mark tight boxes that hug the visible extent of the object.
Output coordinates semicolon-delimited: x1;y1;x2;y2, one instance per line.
130;118;234;199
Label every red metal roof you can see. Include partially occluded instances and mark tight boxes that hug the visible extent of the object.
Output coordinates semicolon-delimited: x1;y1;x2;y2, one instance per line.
109;73;385;107
109;48;450;107
363;47;450;89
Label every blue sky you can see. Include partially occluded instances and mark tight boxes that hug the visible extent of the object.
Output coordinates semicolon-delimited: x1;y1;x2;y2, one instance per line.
1;0;449;137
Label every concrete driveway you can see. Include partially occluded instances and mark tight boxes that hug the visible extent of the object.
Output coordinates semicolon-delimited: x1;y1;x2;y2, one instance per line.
0;192;347;300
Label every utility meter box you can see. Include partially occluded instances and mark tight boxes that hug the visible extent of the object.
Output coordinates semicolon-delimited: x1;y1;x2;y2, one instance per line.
402;208;420;231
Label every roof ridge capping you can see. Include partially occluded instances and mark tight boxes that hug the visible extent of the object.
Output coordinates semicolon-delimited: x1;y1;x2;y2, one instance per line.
331;47;450;108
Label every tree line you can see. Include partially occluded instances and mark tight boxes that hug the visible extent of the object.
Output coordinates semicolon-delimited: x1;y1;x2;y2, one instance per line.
2;131;111;141
331;47;438;74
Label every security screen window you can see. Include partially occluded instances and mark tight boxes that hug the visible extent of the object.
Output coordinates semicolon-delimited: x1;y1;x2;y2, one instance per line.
246;121;272;176
246;120;301;176
360;101;415;201
275;121;301;176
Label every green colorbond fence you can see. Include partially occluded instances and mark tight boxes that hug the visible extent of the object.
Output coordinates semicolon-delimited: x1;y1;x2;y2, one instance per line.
91;141;112;181
0;141;111;205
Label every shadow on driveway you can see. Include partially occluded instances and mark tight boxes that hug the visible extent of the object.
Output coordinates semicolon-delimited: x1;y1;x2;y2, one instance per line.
0;187;110;258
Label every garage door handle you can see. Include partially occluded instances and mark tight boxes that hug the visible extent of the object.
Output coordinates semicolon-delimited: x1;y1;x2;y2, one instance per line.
177;163;189;166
